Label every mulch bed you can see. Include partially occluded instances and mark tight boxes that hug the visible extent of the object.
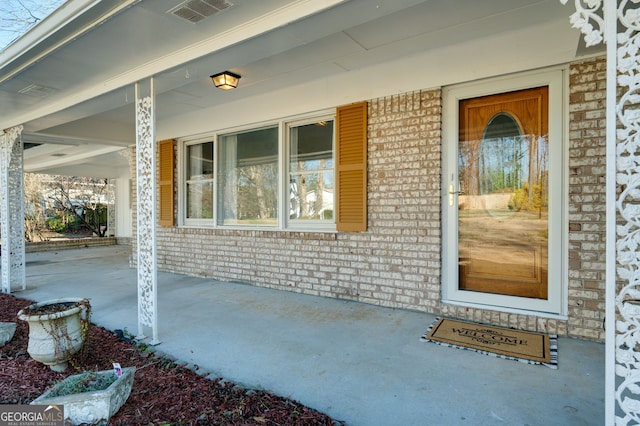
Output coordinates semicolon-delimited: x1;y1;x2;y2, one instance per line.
0;293;339;425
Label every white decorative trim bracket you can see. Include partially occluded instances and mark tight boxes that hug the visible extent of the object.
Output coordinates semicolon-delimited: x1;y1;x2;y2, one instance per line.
613;1;640;423
0;125;25;294
562;0;640;424
560;0;605;46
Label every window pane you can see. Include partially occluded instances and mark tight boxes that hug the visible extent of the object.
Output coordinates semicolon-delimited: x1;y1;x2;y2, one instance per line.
289;121;334;220
187;142;213;180
289;171;334;220
187;182;213;218
186;142;213;219
290;121;334;172
218;127;278;226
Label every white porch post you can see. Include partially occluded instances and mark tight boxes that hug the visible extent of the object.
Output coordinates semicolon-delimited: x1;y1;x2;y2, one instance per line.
604;1;617;423
135;78;160;345
106;179;116;237
0;125;26;294
562;0;640;424
610;0;640;423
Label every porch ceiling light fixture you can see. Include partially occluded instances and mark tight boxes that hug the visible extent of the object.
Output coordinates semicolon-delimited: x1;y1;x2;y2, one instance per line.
210;71;241;90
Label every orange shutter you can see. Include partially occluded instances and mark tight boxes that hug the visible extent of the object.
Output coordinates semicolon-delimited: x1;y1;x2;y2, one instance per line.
158;139;175;227
336;102;368;232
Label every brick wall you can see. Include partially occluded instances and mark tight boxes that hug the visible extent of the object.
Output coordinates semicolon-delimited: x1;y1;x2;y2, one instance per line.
25;237;118;253
132;90;441;311
566;57;607;340
130;57;607;342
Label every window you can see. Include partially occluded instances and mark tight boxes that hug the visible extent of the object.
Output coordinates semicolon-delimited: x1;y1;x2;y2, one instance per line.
186;142;213;219
218;127;279;226
288;121;335;222
177;108;364;232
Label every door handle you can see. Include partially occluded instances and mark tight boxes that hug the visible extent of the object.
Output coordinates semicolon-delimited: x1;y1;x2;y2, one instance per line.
448;185;464;206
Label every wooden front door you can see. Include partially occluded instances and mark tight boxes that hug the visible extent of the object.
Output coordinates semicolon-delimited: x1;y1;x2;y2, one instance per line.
457;87;549;299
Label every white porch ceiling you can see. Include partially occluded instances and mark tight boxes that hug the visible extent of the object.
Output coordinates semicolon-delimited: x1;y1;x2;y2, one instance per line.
22;132;130;178
0;0;598;177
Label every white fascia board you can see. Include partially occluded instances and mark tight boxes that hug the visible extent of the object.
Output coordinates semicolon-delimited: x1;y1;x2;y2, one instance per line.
22;132;130;147
2;0;347;130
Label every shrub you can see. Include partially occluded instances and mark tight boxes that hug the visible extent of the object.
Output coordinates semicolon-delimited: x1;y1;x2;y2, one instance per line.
46;217;67;233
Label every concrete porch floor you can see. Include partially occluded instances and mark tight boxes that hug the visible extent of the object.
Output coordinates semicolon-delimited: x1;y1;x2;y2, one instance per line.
11;245;603;426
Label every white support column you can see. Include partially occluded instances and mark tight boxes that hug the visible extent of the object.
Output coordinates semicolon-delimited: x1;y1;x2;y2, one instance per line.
611;1;640;423
116;149;134;241
0;125;26;294
135;78;160;345
562;1;640;424
106;179;116;237
604;2;617;424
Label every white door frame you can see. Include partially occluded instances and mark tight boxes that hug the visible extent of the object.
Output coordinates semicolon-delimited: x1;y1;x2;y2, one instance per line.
441;68;567;317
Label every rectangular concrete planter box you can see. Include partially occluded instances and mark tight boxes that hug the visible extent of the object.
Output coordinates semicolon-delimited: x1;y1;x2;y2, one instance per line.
31;367;135;424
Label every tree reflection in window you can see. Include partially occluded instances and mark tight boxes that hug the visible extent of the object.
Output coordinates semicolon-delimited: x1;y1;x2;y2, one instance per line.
459;113;548;216
218;127;279;225
289;121;334;221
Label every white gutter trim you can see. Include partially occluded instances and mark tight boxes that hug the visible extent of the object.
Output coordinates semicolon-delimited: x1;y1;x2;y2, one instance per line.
22;132;130;147
1;0;347;130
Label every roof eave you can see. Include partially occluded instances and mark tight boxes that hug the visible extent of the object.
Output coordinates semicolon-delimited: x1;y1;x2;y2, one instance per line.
0;0;140;85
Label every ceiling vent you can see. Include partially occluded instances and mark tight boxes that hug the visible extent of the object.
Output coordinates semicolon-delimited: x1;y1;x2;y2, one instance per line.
18;83;56;98
168;0;233;23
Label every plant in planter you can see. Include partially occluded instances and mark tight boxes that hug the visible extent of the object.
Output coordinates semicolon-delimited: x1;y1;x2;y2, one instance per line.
31;366;136;425
17;298;91;372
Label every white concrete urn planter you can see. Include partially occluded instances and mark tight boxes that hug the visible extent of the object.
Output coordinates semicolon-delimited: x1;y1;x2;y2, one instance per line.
31;367;136;425
17;298;90;372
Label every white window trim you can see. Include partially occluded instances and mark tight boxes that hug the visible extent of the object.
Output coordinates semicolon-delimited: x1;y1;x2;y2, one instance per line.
284;114;336;231
180;136;216;228
441;67;568;318
178;110;337;232
218;124;279;228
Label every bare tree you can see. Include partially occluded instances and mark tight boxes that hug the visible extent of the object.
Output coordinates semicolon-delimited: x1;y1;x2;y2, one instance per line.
46;176;112;237
24;173;48;242
0;0;67;48
21;174;113;239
